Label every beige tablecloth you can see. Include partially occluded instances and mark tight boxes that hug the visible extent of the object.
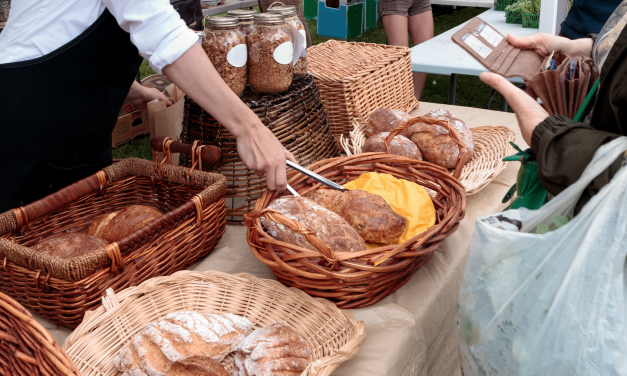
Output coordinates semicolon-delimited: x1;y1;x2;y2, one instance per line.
33;102;526;376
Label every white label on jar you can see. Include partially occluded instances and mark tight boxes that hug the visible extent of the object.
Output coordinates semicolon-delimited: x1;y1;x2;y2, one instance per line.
227;44;248;68
299;30;307;50
273;41;294;65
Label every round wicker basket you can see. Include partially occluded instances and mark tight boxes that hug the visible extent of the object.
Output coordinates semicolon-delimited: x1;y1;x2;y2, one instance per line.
64;271;366;376
244;117;467;309
180;74;340;222
0;291;80;375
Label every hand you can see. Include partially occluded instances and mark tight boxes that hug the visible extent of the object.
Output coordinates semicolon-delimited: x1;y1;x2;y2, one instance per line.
507;33;593;59
480;72;549;145
126;81;172;113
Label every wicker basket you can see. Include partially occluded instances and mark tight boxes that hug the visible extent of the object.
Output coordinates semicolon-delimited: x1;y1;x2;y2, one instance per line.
0;291;80;375
307;40;419;144
340;118;516;195
244;117;467;309
180;74;340;222
0;157;227;328
64;270;366;376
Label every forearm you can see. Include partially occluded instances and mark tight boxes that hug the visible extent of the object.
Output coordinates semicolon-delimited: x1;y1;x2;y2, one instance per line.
564;37;594;58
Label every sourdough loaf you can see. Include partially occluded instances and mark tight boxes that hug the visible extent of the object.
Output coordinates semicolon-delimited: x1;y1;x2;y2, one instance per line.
304;189;407;244
233;321;311;376
166;357;230;376
32;233;108;259
362;132;422;160
88;205;162;244
366;108;411;138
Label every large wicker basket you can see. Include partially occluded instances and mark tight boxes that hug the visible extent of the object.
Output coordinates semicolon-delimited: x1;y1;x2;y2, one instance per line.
307;40;419;143
180;74;340;222
0;158;227;328
244;117;467;309
0;291;80;375
64;270;367;376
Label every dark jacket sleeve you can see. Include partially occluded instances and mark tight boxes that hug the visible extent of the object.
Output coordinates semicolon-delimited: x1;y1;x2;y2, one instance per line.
531;115;624;213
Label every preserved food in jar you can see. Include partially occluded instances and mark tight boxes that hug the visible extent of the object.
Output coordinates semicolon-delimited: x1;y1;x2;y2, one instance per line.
267;5;308;80
203;16;248;96
248;13;293;93
227;9;256;38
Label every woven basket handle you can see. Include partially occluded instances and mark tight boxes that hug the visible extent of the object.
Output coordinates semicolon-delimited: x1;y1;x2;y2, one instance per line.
385;116;469;180
151;136;221;165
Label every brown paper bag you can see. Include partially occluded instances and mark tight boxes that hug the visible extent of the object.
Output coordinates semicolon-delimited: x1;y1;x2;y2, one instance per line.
148;84;186;165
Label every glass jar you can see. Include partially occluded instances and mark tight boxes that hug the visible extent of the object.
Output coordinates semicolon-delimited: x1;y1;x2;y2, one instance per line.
203;16;248;96
267;5;308;80
247;13;293;94
227;9;256;39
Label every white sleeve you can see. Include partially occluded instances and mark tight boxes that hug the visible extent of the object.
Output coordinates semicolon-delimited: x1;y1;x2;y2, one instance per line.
101;0;199;74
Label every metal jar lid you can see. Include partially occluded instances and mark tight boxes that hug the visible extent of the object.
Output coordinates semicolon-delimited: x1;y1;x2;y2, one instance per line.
253;12;286;24
227;9;257;21
267;5;298;18
207;15;239;27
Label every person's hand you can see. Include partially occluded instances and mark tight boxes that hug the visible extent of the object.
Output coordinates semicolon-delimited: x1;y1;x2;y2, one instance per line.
126;81;172;113
507;33;594;59
235;122;296;192
480;72;549;145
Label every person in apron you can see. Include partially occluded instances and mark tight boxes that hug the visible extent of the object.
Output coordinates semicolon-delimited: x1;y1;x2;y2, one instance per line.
0;0;294;213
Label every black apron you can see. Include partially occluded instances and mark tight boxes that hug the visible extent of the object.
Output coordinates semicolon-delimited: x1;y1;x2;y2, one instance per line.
0;9;142;212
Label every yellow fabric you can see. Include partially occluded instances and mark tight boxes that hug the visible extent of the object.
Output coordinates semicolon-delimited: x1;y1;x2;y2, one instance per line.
343;172;436;247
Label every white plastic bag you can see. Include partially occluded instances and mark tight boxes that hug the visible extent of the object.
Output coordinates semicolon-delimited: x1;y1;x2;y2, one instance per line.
459;137;627;376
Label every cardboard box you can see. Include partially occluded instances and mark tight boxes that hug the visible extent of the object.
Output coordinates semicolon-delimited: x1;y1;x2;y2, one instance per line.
112;110;149;148
317;0;364;38
304;0;318;19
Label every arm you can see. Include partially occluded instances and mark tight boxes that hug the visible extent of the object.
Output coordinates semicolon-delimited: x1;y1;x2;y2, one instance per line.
126;81;172;113
507;33;594;58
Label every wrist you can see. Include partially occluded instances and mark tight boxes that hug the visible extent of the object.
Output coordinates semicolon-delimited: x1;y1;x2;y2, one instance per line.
225;111;264;139
569;38;594;57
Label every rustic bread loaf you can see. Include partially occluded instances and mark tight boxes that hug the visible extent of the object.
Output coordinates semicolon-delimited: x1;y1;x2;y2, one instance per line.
87;211;119;239
233;321;311;376
88;205;162;244
362;132;422;160
166;356;230;376
366;108;411;138
304;189;407;244
113;312;253;376
409;108;475;169
32;233;108;259
261;196;366;255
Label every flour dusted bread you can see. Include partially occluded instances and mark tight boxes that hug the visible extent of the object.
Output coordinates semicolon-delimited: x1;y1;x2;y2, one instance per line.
362;132;422;160
304;189;407;244
409;109;474;168
88;205;162;243
233;321;312;376
366;108;411;138
166;357;230;376
32;233;108;258
113;312;253;376
262;196;366;254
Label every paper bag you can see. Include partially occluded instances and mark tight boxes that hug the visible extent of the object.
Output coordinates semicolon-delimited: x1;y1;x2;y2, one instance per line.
148;84;186;165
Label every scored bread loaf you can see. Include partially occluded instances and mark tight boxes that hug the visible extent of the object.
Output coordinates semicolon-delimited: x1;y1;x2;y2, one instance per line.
261;196;366;256
409;108;475;169
366;108;412;138
362;132;422;160
32;233;108;259
88;205;162;244
304;189;407;244
233;321;312;376
113;312;253;376
166;357;230;376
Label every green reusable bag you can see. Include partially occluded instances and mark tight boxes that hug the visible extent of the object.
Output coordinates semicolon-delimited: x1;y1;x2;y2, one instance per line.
502;142;549;210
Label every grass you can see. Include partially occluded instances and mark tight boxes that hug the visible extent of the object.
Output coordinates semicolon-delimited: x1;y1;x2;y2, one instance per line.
114;5;508;160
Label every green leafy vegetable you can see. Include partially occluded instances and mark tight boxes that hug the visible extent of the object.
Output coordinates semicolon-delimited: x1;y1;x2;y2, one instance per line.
536;223;550;234
552;214;572;229
505;0;540;14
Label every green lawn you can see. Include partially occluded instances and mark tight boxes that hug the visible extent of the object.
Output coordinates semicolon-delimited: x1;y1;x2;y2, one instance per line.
114;6;507;160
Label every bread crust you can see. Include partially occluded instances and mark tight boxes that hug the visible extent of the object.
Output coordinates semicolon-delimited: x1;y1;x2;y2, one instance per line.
366;108;411;138
362;132;422;160
87;211;119;240
32;233;108;259
166;356;230;376
100;205;162;243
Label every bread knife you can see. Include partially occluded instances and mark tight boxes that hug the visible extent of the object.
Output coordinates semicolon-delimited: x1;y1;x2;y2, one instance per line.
286;184;300;196
286;160;348;192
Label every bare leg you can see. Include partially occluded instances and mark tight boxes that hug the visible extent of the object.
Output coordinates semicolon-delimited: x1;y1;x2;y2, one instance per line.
382;15;409;47
408;11;434;100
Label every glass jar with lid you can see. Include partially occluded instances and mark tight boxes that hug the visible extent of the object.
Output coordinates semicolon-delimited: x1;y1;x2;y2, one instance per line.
227;9;257;38
203;16;248;96
267;5;308;80
247;13;293;94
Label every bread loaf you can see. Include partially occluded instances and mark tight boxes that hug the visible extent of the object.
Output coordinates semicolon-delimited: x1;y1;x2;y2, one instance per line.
261;196;366;256
304;189;407;244
409;108;474;168
113;312;253;376
233;321;311;376
88;205;162;244
87;211;119;239
32;233;108;259
362;132;422;160
366;108;411;138
166;357;230;376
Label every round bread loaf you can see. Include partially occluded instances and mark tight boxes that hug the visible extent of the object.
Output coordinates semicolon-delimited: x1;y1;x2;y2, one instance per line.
87;211;119;240
92;205;162;244
409;109;475;169
166;356;230;376
233;321;312;376
32;233;108;259
362;132;422;161
366;108;411;138
113;312;253;376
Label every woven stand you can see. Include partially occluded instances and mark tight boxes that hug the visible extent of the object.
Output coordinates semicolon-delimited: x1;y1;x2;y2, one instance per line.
307;40;419;143
0;158;227;328
64;271;366;376
180;74;340;222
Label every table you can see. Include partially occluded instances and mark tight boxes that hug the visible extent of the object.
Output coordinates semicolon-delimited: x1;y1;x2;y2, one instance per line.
411;8;538;109
36;103;525;376
201;0;258;16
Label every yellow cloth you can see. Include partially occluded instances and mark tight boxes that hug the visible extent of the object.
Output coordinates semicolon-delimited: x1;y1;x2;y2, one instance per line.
343;172;436;247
